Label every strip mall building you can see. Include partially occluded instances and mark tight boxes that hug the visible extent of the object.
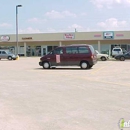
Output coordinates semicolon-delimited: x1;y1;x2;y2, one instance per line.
0;31;130;56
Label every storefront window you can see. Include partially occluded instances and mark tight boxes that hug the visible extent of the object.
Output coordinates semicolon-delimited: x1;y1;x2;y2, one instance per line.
101;44;110;54
26;46;31;56
127;45;130;52
35;46;41;56
47;46;58;53
121;45;127;53
47;46;53;53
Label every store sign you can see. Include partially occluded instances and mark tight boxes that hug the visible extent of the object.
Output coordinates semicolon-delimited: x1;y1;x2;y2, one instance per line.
64;33;75;39
94;34;101;37
22;37;32;40
103;31;114;39
116;34;124;37
1;35;10;41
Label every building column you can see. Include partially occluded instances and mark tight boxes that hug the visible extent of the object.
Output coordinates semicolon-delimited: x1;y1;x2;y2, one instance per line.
24;42;27;57
41;45;43;56
59;41;62;46
98;41;101;53
109;44;111;57
14;46;17;55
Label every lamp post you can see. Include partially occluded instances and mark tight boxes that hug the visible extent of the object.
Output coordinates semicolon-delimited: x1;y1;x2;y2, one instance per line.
16;5;22;55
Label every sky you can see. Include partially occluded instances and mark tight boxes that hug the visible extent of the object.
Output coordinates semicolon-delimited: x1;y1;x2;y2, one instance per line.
0;0;130;34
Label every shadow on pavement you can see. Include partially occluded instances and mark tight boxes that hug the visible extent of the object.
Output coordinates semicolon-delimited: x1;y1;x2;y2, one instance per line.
34;67;93;70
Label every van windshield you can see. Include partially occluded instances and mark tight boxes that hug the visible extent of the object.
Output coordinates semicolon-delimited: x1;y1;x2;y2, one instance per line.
8;51;13;54
48;51;53;55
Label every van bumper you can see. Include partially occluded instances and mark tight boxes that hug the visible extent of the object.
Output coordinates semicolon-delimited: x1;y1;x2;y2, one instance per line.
13;57;17;60
89;60;97;66
39;61;42;66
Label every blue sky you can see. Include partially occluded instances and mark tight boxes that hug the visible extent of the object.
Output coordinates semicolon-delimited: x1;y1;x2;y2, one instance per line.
0;0;130;34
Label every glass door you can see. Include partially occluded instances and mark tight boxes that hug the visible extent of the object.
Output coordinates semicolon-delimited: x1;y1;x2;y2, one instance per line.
41;45;47;56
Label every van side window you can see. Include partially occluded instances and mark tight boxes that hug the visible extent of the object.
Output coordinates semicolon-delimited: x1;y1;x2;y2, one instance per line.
78;47;89;54
66;47;78;54
0;51;1;54
54;48;63;54
2;51;6;54
66;47;71;54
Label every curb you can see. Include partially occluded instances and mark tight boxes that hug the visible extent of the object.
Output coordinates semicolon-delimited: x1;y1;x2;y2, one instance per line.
108;58;116;61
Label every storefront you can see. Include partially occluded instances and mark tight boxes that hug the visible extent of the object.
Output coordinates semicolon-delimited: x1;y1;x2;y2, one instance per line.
0;31;130;57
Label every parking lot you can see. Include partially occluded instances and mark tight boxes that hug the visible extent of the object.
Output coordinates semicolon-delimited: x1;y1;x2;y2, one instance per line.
0;57;130;130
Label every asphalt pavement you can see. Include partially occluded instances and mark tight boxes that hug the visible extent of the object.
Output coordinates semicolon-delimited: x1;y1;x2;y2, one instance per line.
0;57;130;130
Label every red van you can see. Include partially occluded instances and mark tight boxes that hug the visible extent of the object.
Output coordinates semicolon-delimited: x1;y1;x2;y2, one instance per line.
39;44;97;69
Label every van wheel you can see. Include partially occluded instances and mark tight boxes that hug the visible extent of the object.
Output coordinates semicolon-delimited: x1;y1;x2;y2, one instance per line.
80;61;89;69
120;57;125;61
43;62;50;69
8;56;12;60
101;57;106;61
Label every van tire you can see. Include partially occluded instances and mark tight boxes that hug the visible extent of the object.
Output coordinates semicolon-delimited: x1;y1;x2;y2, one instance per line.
101;56;106;61
43;61;50;69
120;57;125;61
80;61;89;69
8;56;12;60
89;65;93;69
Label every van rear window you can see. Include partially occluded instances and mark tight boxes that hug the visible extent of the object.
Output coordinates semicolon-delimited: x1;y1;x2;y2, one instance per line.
89;45;95;54
78;47;89;54
113;49;121;51
66;46;90;54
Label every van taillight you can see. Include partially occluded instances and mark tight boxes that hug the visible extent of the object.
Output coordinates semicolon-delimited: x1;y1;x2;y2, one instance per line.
91;55;94;59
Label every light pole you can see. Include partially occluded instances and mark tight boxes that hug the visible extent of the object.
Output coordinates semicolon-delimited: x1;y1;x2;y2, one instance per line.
16;5;22;55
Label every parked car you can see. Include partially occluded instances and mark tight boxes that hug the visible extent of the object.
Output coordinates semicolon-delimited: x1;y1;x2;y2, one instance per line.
0;50;17;60
39;44;97;69
95;50;109;61
115;52;130;61
112;47;123;57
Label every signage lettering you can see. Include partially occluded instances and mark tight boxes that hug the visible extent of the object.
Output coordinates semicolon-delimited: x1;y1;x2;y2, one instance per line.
22;37;32;40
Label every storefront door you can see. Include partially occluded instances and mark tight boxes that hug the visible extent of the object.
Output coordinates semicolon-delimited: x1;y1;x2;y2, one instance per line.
41;45;47;56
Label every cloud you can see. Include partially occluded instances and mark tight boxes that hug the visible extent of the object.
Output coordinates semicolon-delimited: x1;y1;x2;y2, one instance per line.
46;24;91;32
80;13;87;16
45;28;57;33
68;24;83;29
18;18;129;34
45;10;77;19
27;18;47;23
0;23;12;28
97;18;128;30
91;0;130;8
68;24;93;32
19;27;42;34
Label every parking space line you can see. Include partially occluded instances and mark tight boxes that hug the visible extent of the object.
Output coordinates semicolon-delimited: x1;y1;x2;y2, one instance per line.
61;74;130;87
91;62;114;74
